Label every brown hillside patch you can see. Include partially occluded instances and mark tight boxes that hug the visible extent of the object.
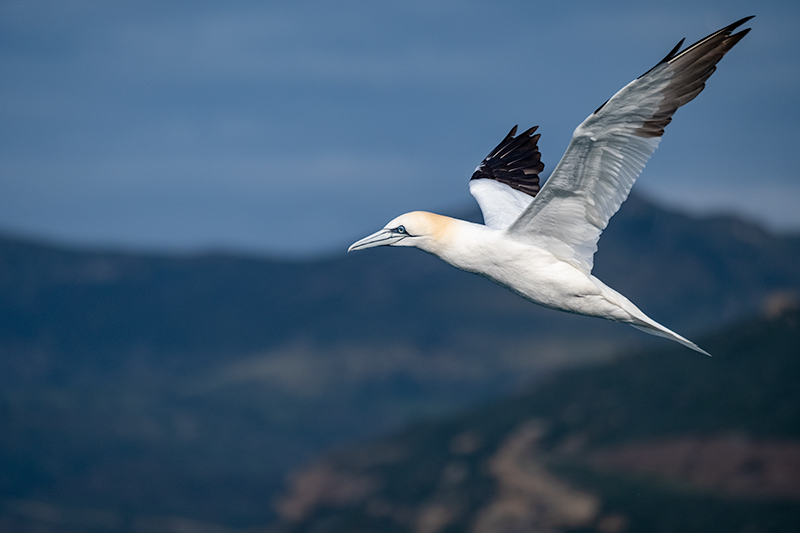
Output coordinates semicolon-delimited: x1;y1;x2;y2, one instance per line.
591;435;800;500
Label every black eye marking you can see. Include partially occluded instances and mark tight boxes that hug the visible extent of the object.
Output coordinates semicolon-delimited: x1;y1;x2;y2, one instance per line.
395;225;406;234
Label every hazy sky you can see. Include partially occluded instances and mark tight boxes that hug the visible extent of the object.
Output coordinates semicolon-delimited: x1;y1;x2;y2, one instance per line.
1;1;797;256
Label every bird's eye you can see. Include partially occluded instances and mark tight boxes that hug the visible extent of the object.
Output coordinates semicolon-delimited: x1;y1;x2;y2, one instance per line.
396;225;406;234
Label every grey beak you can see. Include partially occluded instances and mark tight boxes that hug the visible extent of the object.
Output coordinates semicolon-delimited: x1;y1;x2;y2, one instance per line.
348;228;405;252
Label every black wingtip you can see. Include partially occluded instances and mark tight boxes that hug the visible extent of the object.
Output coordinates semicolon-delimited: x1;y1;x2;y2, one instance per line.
635;16;754;80
703;16;754;41
661;38;685;64
729;15;755;30
471;126;545;197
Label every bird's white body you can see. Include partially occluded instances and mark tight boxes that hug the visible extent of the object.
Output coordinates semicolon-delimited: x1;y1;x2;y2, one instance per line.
417;216;599;314
349;18;753;356
382;211;703;353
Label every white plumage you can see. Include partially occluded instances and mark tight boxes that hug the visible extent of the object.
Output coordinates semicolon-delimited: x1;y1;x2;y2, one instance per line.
349;18;753;356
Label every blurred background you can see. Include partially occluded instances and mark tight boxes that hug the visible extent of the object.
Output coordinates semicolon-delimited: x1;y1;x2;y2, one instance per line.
1;1;799;532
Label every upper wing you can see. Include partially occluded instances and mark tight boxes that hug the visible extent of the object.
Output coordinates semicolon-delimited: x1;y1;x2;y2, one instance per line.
469;125;544;228
508;16;753;274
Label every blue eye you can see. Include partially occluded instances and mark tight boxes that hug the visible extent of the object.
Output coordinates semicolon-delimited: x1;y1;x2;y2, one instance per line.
396;225;406;234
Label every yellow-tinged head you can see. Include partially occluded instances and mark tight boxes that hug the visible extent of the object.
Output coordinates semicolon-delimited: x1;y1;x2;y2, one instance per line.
347;211;454;253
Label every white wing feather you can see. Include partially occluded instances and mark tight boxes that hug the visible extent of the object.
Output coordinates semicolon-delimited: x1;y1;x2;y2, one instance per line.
469;179;533;229
508;17;752;275
508;69;668;274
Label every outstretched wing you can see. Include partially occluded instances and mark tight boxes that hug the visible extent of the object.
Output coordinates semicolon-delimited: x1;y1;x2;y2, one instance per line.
508;16;753;274
469;125;545;228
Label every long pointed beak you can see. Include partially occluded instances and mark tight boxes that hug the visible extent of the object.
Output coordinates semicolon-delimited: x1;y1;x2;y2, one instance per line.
348;228;404;252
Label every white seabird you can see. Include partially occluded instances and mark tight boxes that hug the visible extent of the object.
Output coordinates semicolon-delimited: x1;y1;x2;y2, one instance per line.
349;17;754;356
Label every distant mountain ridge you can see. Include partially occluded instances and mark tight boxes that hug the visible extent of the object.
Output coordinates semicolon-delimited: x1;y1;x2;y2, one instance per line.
1;193;798;379
1;194;799;530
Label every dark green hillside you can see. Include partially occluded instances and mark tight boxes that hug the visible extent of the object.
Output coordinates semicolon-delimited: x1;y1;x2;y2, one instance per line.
2;194;799;385
494;308;800;448
1;195;799;530
275;311;800;533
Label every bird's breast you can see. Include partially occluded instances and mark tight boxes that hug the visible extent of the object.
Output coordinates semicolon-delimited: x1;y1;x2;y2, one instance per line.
435;230;599;310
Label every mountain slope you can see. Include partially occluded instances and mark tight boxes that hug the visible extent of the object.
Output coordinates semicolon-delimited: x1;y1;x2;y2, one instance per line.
276;310;800;533
2;194;799;382
0;195;799;530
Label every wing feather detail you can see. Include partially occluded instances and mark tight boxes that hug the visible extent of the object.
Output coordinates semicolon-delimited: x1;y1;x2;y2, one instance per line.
469;125;545;228
508;17;752;274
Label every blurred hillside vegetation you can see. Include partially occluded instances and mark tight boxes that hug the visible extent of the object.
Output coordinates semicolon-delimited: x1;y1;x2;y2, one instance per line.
1;194;799;531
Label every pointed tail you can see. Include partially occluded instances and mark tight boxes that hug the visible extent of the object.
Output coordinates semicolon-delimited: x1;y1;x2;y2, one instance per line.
630;322;711;356
591;276;710;356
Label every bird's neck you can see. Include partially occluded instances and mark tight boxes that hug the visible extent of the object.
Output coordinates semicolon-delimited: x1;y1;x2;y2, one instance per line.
413;213;490;271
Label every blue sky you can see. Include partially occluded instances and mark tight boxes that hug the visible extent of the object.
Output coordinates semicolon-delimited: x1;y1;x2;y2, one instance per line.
0;1;797;256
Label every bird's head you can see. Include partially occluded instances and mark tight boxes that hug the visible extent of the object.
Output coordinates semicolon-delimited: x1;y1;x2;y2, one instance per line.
347;211;453;253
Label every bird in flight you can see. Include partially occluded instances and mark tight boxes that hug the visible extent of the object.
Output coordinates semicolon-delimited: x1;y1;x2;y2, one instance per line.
349;17;753;356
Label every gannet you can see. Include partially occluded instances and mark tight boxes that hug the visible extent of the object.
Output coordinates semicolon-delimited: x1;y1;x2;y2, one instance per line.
349;17;753;356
